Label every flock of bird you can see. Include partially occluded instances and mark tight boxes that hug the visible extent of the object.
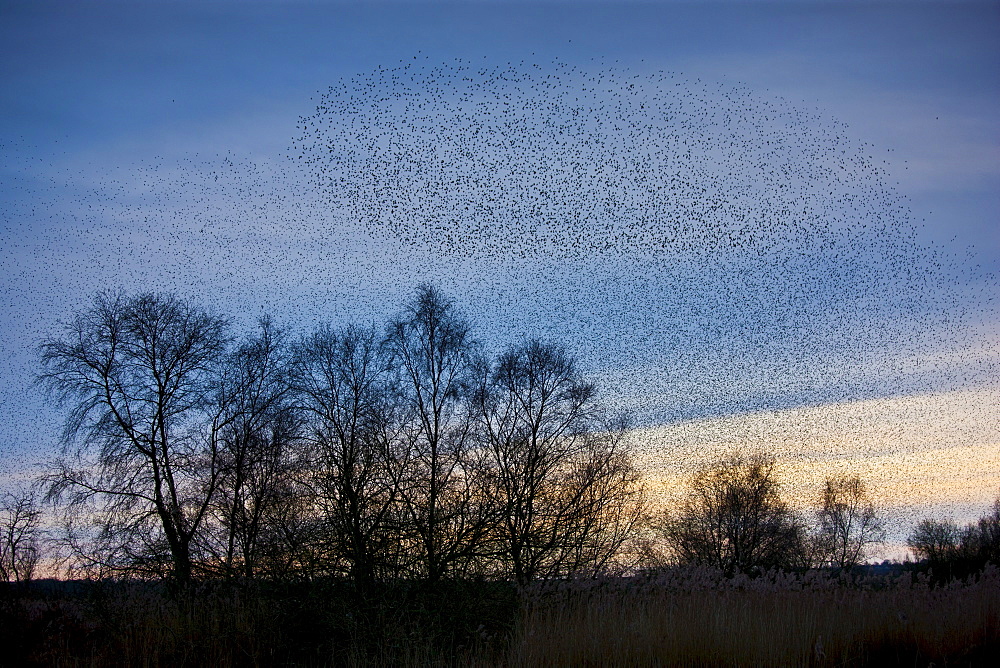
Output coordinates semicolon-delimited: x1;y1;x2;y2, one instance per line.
1;60;997;528
292;59;996;423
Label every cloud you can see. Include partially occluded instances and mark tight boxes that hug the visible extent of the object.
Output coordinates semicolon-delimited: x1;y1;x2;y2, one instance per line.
632;385;1000;557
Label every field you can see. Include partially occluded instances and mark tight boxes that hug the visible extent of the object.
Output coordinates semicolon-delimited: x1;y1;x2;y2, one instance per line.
2;567;998;667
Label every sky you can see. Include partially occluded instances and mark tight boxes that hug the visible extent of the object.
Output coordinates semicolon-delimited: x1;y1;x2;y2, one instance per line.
2;0;999;555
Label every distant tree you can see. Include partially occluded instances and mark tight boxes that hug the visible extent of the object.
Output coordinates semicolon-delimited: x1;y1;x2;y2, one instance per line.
971;494;1000;565
40;292;230;582
908;492;1000;577
384;285;493;581
661;452;807;575
908;518;962;565
291;324;407;585
0;490;42;582
815;475;884;569
475;340;644;583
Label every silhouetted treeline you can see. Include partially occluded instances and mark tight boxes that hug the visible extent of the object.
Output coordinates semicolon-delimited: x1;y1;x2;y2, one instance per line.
5;285;996;588
36;285;644;584
907;499;1000;580
649;453;887;575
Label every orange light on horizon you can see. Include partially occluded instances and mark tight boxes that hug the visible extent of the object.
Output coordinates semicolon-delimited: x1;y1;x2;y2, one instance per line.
630;385;1000;558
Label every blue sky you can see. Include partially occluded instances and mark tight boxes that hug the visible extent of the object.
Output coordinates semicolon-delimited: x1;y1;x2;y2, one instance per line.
1;0;998;515
3;1;997;252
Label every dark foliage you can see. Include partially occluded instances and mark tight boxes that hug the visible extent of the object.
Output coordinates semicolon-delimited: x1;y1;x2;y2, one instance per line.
908;494;1000;582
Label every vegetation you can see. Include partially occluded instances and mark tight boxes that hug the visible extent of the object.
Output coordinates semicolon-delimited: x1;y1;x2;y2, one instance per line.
1;285;997;664
2;567;998;666
0;491;41;583
656;451;810;574
907;498;1000;581
39;292;231;582
815;475;885;570
512;566;1000;667
35;286;644;583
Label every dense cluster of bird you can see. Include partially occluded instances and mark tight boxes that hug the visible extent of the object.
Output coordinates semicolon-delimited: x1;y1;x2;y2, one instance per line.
293;59;996;423
1;60;996;516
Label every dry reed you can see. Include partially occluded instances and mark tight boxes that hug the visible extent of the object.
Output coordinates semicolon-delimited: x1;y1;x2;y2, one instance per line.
509;566;1000;666
2;567;997;667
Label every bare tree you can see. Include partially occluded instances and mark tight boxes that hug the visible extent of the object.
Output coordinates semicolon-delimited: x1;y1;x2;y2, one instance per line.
0;490;42;582
563;424;647;577
972;494;1000;565
291;324;407;584
385;285;492;581
908;493;1000;574
907;519;960;563
40;292;230;581
661;451;807;575
475;340;644;582
815;475;884;569
205;318;303;579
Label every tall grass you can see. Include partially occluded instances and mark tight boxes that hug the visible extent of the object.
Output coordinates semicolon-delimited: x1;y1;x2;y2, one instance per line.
2;568;997;666
0;579;517;667
511;566;1000;667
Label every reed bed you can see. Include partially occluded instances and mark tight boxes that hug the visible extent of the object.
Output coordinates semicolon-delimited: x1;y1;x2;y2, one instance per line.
0;579;517;667
1;568;997;667
511;566;1000;667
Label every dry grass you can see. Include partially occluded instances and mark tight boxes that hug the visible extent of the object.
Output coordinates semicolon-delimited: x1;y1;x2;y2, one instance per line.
510;567;1000;667
1;568;997;667
0;579;515;667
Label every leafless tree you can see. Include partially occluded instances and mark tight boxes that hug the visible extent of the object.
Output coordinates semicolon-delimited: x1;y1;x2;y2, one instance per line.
291;324;407;584
661;451;807;575
204;318;304;579
40;291;230;582
561;424;647;577
973;494;1000;564
908;493;1000;570
34;286;652;585
908;518;961;565
0;490;42;582
815;475;884;569
385;285;492;581
475;340;644;582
